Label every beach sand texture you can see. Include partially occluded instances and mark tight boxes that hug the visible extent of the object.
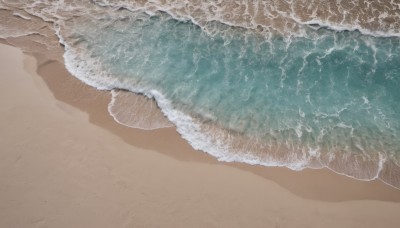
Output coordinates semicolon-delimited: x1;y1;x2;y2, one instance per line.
1;42;400;227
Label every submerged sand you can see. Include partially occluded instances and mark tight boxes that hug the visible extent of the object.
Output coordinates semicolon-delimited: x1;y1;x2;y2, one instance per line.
1;43;400;227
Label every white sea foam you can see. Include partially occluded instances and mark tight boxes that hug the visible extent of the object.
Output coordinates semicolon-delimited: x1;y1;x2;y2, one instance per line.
12;12;31;20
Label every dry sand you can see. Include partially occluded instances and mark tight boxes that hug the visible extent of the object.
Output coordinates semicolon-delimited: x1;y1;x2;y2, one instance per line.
1;43;400;227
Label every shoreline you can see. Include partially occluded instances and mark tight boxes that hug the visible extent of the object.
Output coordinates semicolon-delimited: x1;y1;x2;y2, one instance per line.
33;47;400;202
2;43;400;227
9;39;400;201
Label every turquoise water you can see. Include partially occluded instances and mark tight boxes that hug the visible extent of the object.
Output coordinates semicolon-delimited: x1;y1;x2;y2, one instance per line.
63;12;400;187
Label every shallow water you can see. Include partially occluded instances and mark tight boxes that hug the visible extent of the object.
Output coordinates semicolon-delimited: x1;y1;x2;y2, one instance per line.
1;0;400;188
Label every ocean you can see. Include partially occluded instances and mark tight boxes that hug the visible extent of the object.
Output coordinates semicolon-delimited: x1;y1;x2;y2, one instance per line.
1;0;400;189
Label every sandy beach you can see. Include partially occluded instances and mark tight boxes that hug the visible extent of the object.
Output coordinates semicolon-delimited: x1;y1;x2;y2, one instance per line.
1;41;400;227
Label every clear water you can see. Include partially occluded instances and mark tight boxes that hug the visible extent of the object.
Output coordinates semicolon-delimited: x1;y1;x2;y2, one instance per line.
61;12;400;187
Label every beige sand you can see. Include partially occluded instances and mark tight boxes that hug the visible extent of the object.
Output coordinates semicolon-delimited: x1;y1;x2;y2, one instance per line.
1;43;400;228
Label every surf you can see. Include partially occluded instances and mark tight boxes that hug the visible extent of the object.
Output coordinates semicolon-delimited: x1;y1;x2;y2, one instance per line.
1;0;400;189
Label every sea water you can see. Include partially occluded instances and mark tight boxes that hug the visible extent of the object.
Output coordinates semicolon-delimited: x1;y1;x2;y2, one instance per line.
1;0;400;189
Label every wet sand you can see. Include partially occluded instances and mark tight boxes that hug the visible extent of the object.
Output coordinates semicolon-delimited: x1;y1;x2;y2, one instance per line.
1;43;400;227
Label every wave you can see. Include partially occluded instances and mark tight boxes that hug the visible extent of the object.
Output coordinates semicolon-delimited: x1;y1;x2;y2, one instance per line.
92;0;400;37
1;0;400;189
57;10;400;189
2;0;400;38
61;33;400;189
